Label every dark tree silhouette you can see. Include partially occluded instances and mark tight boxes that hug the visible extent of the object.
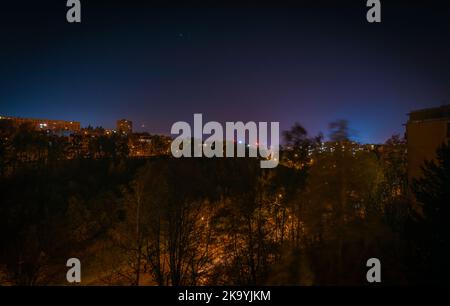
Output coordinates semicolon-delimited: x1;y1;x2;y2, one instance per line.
328;120;350;142
412;143;450;284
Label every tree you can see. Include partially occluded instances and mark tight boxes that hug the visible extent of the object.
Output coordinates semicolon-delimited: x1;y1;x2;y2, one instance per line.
412;143;450;284
376;135;409;232
381;135;407;195
293;120;394;284
282;122;322;170
110;160;218;285
0;119;15;176
328;119;350;142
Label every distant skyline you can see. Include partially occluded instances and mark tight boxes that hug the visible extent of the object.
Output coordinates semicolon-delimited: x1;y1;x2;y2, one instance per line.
1;0;450;143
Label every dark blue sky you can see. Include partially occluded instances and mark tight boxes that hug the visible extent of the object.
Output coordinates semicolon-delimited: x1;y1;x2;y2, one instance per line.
1;0;450;143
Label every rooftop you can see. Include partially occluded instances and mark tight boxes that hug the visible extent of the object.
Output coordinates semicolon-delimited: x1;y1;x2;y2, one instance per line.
408;104;450;121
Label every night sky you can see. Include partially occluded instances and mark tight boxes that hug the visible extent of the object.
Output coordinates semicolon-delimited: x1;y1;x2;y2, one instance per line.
1;0;450;143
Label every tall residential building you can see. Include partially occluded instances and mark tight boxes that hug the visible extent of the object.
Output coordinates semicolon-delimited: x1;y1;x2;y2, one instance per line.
116;119;133;135
0;115;80;134
406;105;450;181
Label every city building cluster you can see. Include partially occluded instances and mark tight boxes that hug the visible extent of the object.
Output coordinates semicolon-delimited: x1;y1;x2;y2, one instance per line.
0;115;172;159
2;103;450;179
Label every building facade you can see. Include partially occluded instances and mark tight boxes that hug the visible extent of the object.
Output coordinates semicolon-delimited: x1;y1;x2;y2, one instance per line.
406;105;450;181
0;115;80;134
116;119;133;135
